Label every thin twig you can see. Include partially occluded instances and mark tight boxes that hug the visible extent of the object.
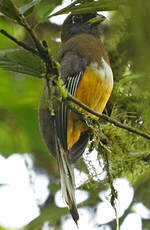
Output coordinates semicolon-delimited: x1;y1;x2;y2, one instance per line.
0;22;58;77
20;15;58;76
0;29;39;56
67;93;150;141
20;15;44;54
103;152;119;230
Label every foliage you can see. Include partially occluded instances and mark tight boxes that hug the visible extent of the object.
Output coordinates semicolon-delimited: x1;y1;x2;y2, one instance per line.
49;0;127;18
0;0;150;229
0;49;45;77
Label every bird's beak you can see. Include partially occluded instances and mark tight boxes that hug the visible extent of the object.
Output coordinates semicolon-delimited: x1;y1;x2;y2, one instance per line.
88;14;106;25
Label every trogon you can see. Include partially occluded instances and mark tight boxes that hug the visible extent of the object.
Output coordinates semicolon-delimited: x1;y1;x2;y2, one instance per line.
38;12;113;224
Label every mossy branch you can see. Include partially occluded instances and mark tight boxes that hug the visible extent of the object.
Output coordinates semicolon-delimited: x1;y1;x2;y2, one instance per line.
67;93;150;140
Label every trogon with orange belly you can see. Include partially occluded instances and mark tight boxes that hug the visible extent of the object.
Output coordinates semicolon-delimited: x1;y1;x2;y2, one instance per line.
39;12;113;224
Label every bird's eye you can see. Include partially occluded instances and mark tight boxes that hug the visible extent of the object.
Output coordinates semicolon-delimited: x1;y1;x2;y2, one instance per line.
71;15;82;24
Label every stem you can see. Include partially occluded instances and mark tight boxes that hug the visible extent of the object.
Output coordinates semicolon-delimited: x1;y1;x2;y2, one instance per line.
0;29;39;56
103;152;119;230
20;15;44;53
20;16;58;76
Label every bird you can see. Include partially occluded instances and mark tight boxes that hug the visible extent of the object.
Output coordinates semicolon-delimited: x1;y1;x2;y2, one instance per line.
38;12;113;225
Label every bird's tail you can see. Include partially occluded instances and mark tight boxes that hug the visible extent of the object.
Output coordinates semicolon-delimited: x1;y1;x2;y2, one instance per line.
56;140;79;224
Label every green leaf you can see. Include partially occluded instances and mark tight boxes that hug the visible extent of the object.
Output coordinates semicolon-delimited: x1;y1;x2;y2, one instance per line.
39;2;56;18
116;73;146;89
49;0;128;18
0;0;42;20
0;0;21;23
0;49;45;77
19;0;41;17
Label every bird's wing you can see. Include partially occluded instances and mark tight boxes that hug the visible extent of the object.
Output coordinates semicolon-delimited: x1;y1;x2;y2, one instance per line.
55;71;84;152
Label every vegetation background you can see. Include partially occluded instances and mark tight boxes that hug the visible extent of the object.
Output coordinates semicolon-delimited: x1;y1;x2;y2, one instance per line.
0;0;150;229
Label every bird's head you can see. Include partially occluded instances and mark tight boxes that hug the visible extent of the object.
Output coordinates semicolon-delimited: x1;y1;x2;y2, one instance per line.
61;13;106;43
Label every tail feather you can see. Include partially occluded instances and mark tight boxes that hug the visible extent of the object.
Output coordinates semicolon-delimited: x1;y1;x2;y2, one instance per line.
56;140;79;224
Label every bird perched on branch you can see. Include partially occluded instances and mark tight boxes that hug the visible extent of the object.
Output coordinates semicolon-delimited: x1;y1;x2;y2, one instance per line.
39;12;113;224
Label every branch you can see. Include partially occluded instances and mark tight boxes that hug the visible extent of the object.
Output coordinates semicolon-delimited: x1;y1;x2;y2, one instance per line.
103;151;119;230
0;19;58;77
19;15;58;76
0;29;39;56
67;93;150;141
20;15;44;54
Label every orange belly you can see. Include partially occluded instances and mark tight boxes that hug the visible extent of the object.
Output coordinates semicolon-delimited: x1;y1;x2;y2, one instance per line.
67;67;112;150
